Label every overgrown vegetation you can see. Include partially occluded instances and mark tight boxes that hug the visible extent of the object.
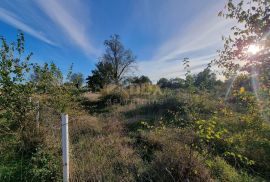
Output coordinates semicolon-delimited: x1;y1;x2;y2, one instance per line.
1;0;270;181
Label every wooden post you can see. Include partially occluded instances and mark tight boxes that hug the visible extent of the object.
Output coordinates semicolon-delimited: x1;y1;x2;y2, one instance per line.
61;114;69;182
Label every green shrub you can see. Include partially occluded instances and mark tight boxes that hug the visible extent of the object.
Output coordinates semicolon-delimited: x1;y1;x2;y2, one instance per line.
228;90;257;113
28;146;62;181
0;147;61;182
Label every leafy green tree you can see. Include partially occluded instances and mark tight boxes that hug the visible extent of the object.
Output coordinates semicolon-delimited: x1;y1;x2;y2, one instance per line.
217;0;270;119
157;78;169;88
194;67;218;90
31;62;63;93
86;61;114;91
217;0;270;75
101;34;136;84
170;78;186;89
0;32;63;181
157;77;185;89
215;2;270;178
0;32;42;155
131;75;152;85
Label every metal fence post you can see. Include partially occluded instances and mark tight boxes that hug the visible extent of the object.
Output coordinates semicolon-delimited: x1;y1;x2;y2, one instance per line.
61;114;69;182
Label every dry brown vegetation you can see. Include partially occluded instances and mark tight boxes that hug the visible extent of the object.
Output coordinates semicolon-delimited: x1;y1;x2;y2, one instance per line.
60;84;270;182
65;91;247;181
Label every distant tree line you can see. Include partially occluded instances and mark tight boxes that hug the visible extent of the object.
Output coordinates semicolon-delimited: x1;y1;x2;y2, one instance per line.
157;67;222;90
86;34;225;92
123;75;152;86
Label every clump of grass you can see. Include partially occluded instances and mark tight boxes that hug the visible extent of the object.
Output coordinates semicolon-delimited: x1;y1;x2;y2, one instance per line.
100;84;129;105
134;129;212;182
207;157;261;182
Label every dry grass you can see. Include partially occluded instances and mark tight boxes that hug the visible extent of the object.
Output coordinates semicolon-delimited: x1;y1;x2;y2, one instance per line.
67;91;215;181
82;92;101;102
69;102;144;181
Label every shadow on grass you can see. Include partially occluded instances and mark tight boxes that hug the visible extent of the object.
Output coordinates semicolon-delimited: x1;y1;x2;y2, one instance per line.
124;98;181;119
132;134;162;162
80;98;110;114
123;97;199;133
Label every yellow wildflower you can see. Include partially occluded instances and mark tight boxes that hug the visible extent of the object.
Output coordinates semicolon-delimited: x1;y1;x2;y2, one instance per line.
240;87;245;94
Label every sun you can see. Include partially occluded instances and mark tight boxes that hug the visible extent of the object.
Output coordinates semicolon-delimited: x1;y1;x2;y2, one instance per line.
247;44;260;55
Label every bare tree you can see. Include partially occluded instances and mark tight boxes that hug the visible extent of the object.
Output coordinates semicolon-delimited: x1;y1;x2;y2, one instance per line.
102;34;136;84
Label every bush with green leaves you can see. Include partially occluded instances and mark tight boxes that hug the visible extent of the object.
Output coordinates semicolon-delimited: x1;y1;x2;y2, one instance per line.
0;32;38;153
0;33;64;181
28;146;61;181
31;62;63;93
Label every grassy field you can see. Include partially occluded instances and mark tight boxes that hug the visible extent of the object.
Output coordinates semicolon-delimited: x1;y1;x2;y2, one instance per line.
1;1;270;179
65;89;270;181
1;84;270;181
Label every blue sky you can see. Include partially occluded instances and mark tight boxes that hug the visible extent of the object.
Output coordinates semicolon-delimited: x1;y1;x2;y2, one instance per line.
0;0;232;82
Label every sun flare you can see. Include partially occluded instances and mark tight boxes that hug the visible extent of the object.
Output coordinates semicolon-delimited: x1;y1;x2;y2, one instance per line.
247;44;260;55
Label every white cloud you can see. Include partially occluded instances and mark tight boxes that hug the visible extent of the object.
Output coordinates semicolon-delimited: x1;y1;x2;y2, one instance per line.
35;0;98;57
154;1;233;61
0;7;56;46
138;0;233;82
